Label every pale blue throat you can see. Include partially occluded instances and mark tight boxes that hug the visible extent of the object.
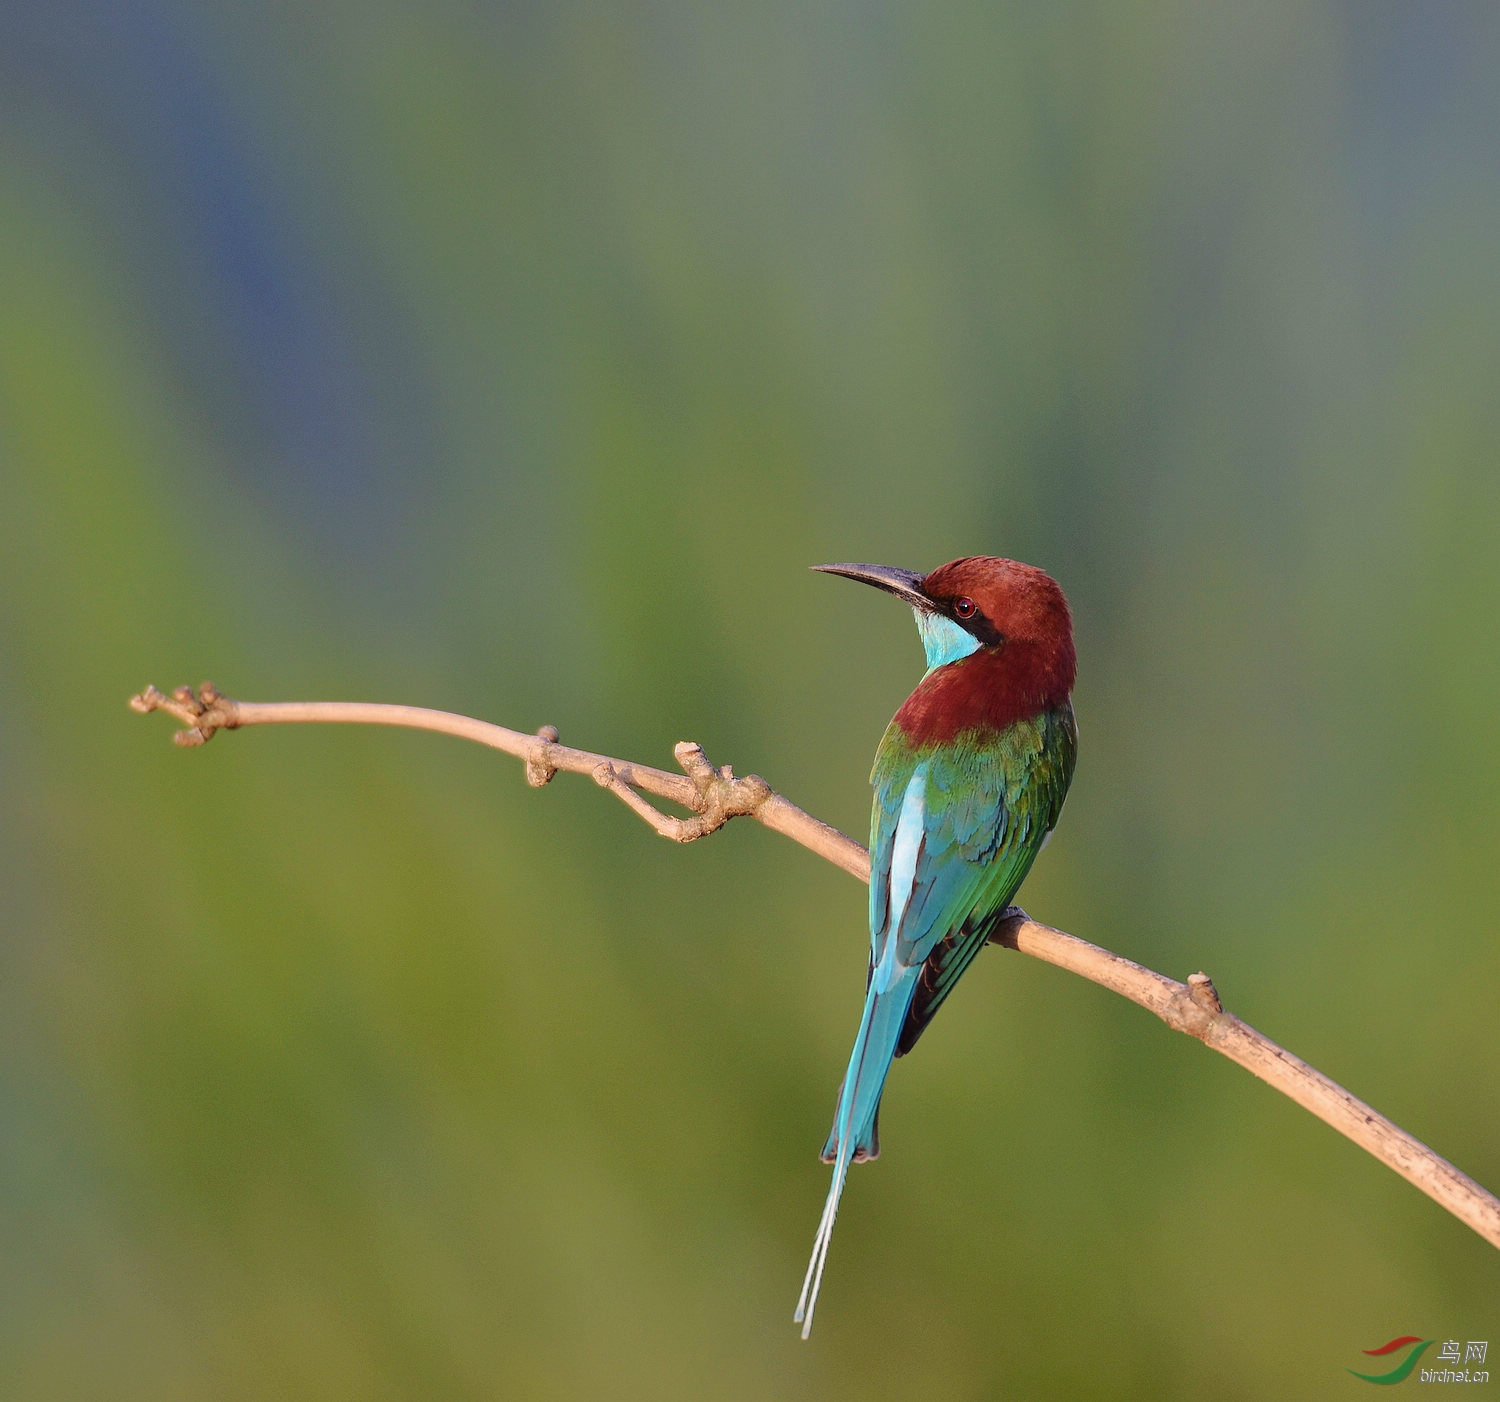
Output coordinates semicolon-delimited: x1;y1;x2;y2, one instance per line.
914;609;982;670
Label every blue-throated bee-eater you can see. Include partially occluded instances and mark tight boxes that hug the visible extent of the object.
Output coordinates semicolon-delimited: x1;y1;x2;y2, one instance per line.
795;556;1077;1337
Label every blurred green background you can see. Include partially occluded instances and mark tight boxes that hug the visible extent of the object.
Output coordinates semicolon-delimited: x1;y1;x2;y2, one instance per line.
2;2;1498;1397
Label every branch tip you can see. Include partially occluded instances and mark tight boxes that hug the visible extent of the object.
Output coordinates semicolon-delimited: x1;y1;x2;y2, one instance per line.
130;681;239;745
673;741;715;782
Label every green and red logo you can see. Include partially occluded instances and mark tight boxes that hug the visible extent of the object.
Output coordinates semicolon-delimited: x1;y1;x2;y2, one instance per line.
1349;1334;1491;1385
1349;1336;1433;1385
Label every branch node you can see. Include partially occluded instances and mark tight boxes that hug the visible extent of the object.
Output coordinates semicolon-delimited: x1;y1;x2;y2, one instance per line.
673;741;773;836
525;725;561;787
1187;972;1223;1014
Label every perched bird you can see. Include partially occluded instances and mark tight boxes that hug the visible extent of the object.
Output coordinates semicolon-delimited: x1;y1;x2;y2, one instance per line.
795;556;1077;1337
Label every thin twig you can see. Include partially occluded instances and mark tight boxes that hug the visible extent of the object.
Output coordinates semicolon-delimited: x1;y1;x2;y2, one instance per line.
128;683;864;878
129;682;1500;1254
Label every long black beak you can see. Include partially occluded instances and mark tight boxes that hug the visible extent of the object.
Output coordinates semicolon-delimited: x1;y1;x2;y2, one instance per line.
811;562;932;611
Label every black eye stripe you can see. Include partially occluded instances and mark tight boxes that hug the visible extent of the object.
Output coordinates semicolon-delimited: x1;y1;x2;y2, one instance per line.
948;597;1005;648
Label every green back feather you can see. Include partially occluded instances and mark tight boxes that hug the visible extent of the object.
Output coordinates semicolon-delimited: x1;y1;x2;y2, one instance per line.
868;704;1077;1054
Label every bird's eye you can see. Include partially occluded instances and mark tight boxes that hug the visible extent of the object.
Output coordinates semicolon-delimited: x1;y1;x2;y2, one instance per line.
954;597;976;619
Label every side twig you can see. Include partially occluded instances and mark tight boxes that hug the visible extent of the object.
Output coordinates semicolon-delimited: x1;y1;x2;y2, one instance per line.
129;682;1500;1254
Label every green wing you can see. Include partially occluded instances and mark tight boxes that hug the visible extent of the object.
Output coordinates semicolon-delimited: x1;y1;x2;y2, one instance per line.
872;704;1076;1057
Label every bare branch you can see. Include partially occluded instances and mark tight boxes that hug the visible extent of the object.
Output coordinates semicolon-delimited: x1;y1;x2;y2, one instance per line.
985;913;1500;1252
128;683;868;877
130;682;1500;1254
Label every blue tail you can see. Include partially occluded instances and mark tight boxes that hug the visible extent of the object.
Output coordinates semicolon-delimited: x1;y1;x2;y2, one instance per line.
794;970;919;1338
